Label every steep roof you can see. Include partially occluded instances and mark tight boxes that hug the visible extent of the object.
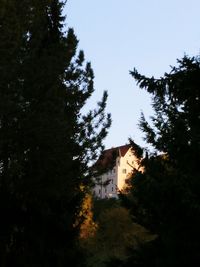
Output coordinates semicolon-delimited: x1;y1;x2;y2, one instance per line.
94;144;131;173
118;144;131;157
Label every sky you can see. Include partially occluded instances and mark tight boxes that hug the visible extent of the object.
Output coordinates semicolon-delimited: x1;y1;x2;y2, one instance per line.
64;0;200;150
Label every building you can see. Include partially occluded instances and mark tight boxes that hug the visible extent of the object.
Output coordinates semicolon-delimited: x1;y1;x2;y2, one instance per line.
93;144;140;198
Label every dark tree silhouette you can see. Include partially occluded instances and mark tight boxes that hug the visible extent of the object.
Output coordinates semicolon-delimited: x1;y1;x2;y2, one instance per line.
0;1;111;266
124;56;200;266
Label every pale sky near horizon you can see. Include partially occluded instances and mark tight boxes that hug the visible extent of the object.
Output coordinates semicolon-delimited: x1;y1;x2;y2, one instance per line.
64;0;200;150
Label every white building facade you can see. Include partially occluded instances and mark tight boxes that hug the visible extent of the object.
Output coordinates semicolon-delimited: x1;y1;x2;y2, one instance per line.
93;145;139;198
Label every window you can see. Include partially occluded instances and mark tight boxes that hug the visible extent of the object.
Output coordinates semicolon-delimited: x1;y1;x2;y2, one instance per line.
105;188;107;193
122;169;127;174
99;189;101;194
112;187;113;192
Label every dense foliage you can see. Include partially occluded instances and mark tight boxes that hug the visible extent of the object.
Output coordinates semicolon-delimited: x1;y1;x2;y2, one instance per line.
80;199;155;267
0;0;111;266
126;56;200;266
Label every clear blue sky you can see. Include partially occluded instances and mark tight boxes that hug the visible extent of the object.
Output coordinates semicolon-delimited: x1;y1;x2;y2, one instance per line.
64;0;200;149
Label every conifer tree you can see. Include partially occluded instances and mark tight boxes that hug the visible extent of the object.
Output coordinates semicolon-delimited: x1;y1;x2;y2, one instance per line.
128;56;200;266
0;1;111;266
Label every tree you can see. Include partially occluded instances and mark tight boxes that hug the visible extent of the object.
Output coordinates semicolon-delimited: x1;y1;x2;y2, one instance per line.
81;203;155;267
127;56;200;266
0;0;111;266
78;193;97;240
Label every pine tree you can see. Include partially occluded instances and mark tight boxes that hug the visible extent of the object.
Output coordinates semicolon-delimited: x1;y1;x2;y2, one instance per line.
0;1;111;266
0;1;29;264
128;56;200;266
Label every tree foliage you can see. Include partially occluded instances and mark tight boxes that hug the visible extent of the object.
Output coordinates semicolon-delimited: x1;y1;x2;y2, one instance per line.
0;0;111;266
127;56;200;266
78;193;97;240
81;202;155;267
